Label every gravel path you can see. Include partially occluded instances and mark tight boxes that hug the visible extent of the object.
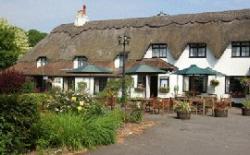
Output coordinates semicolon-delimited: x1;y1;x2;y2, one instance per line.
87;108;250;155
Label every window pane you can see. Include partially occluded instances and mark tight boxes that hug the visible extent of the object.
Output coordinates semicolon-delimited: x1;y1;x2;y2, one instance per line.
198;48;205;57
160;78;169;88
190;48;197;57
242;47;250;57
232;47;241;57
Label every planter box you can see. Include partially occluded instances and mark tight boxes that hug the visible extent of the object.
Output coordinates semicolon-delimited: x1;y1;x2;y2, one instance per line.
176;111;191;120
242;108;250;116
214;109;228;117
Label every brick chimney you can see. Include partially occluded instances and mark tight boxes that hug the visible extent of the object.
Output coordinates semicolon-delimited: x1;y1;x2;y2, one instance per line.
83;5;86;15
74;4;89;27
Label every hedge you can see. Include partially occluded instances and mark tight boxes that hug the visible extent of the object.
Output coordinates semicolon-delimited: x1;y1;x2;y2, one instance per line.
0;94;40;154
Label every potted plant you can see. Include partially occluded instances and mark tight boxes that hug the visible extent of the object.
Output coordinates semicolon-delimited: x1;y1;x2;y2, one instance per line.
242;99;250;116
173;101;191;120
214;101;229;117
210;79;220;87
159;87;169;94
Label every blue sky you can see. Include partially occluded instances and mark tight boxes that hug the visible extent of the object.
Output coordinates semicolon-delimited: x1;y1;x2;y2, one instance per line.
0;0;250;32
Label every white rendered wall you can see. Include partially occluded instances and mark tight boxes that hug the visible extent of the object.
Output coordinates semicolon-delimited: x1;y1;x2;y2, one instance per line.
114;56;120;69
75;77;94;95
52;77;63;90
73;59;78;69
141;43;250;98
214;45;250;76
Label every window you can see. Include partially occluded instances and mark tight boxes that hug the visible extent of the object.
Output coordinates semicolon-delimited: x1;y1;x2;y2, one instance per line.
189;43;206;58
232;41;250;57
94;78;107;94
118;53;128;68
37;57;48;68
76;56;87;68
160;77;169;88
137;75;146;87
152;44;167;58
225;76;249;98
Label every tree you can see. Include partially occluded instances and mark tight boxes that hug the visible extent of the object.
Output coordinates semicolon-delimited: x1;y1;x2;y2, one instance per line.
27;29;47;47
0;18;29;69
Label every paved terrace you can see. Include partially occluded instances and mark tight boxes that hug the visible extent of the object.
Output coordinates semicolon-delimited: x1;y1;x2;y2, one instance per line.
87;108;250;155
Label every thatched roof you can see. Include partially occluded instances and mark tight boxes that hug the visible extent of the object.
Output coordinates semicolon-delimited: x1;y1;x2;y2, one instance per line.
15;9;250;76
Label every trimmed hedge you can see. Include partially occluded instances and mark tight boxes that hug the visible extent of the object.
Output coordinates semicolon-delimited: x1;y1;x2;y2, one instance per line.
0;94;40;154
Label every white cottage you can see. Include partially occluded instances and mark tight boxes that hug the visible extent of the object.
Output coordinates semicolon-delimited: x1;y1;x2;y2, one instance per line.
12;6;250;103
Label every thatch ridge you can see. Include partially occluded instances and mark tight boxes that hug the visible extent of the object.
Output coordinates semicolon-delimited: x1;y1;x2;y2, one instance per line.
19;8;250;64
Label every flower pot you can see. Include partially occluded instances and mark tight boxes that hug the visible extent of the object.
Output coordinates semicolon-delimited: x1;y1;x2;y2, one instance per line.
214;109;228;117
242;108;250;116
177;111;191;120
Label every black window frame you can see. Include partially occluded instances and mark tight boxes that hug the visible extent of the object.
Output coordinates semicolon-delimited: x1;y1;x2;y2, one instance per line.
118;53;128;68
94;77;108;95
189;43;207;58
137;75;146;88
232;41;250;58
37;56;48;67
152;44;167;58
160;77;169;88
75;56;88;68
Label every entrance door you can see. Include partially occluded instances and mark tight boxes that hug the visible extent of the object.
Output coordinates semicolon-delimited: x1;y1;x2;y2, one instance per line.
150;75;158;97
189;76;207;94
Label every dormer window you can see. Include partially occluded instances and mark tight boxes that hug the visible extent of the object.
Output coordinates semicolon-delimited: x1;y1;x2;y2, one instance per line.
37;56;48;68
114;53;128;69
189;43;206;58
74;56;88;68
152;44;167;58
232;41;250;57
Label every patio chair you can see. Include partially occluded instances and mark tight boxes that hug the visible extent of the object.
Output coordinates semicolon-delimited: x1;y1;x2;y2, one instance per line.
203;96;216;116
160;98;172;112
152;97;161;114
106;96;116;110
221;97;232;108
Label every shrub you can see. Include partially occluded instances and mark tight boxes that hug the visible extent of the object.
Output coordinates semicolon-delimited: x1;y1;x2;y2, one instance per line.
35;109;123;150
126;108;143;123
242;99;250;109
0;94;40;154
0;69;26;94
21;80;36;93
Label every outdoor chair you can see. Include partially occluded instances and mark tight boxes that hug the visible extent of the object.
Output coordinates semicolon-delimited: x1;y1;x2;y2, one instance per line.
203;96;216;116
160;98;172;112
221;97;232;108
106;96;116;110
151;97;161;114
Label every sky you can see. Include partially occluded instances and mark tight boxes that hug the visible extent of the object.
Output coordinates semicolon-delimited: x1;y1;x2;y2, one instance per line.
0;0;250;32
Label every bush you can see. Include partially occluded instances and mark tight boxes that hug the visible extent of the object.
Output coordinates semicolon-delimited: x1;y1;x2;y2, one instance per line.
21;80;36;93
126;108;143;123
35;109;123;150
0;69;26;94
0;94;40;154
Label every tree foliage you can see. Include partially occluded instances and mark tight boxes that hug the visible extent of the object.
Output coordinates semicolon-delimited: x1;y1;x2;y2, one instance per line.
0;18;29;69
28;29;47;47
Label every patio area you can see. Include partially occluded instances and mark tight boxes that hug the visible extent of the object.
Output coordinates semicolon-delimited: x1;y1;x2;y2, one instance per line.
87;108;250;155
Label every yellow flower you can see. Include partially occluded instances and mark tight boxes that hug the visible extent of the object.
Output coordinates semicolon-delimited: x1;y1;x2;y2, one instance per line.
79;101;84;106
77;106;82;111
71;97;77;102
